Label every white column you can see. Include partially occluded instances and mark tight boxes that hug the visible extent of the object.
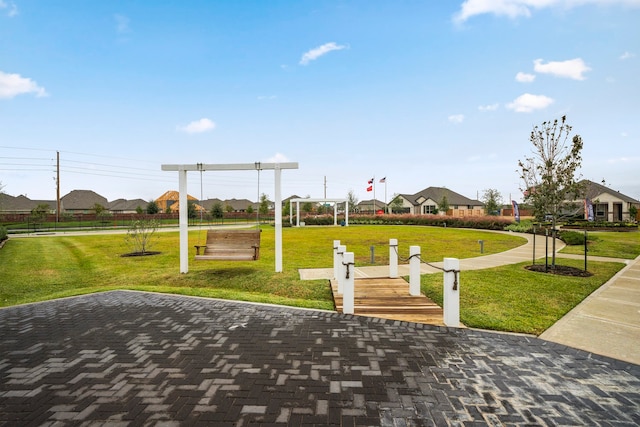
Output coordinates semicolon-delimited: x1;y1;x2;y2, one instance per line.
333;240;341;280
345;201;349;226
274;165;283;273
443;258;460;327
179;169;189;274
333;203;338;226
409;245;420;296
389;238;398;278
343;252;355;314
337;245;346;294
296;201;300;227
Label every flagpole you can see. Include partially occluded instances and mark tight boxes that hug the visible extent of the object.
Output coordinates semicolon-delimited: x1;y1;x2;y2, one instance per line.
373;176;376;213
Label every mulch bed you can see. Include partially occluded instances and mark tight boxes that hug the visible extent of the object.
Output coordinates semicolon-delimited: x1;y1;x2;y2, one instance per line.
120;251;162;257
525;264;593;277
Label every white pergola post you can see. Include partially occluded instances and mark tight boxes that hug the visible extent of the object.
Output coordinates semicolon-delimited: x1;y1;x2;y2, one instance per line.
274;165;283;272
179;168;189;274
342;252;355;314
291;198;348;227
162;162;298;274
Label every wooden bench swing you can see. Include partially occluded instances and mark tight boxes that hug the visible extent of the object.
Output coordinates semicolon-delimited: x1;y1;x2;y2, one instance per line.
193;163;262;262
194;229;261;261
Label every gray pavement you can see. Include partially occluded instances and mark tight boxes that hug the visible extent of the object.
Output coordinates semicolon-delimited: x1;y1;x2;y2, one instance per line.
1;291;639;426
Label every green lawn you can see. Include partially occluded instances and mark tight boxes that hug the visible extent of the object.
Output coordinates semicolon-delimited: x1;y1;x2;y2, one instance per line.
0;225;627;335
559;230;640;259
420;258;624;335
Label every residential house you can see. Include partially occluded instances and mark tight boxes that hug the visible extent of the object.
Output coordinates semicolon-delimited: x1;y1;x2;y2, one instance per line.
396;187;484;216
355;199;386;213
60;190;108;214
578;180;639;222
0;193;54;214
108;199;148;214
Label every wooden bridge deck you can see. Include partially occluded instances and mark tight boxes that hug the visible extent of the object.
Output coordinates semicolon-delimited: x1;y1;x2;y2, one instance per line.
330;277;445;326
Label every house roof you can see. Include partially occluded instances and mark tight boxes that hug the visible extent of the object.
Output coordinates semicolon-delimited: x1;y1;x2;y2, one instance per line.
400;187;482;207
0;194;52;212
581;180;640;204
155;190;198;202
61;190;108;210
108;199;148;211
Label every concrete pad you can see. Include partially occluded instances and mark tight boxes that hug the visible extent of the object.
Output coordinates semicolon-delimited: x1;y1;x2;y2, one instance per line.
540;314;640;365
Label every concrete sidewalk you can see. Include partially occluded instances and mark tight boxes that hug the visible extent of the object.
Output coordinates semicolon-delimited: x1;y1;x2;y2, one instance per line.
299;231;639;365
540;255;640;365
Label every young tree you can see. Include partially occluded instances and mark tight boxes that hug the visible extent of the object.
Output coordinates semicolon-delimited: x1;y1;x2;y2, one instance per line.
347;190;358;213
146;200;160;214
211;202;223;219
259;193;270;216
518;115;584;267
438;195;449;215
125;219;159;254
389;194;405;214
482;189;503;216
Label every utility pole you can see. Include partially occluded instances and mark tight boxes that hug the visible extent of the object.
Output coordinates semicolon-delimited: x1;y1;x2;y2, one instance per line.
56;151;60;223
324;176;327;199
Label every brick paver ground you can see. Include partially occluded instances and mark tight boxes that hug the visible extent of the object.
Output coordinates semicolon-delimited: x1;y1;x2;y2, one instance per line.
1;291;638;426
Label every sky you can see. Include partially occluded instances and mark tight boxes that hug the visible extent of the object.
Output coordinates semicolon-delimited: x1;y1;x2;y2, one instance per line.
1;0;639;206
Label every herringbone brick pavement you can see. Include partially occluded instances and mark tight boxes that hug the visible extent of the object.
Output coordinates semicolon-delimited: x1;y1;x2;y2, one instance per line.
0;291;638;426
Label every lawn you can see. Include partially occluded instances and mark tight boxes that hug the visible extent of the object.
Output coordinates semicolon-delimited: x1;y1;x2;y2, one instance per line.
559;230;640;259
419;258;624;335
0;225;626;335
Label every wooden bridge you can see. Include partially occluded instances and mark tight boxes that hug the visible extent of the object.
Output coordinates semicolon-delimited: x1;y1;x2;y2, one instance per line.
330;277;445;326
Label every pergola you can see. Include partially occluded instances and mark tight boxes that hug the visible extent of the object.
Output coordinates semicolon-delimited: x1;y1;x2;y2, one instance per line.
289;198;349;227
161;162;299;273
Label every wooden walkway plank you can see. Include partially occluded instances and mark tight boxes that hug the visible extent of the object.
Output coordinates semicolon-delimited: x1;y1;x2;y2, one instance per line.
330;277;445;326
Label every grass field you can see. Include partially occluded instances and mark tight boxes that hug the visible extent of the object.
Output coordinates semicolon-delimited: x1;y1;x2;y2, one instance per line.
559;230;640;259
0;225;630;335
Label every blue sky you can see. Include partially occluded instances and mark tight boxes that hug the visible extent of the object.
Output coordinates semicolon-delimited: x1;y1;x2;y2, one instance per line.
1;0;639;205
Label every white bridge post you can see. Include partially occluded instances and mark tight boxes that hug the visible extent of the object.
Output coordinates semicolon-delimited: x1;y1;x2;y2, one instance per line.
409;245;421;296
343;252;355;314
333;240;341;280
337;245;346;294
389;239;398;279
443;258;460;327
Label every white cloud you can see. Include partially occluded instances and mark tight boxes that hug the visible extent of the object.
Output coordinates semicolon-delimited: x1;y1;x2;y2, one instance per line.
114;14;131;34
257;95;277;100
0;71;48;99
478;103;499;112
177;118;216;134
299;42;347;65
448;114;465;124
0;0;18;17
453;0;640;23
515;72;536;83
506;93;554;113
265;153;290;163
620;51;636;60
533;58;591;80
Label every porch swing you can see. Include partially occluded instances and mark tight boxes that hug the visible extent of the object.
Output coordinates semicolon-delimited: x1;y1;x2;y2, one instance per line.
194;163;261;261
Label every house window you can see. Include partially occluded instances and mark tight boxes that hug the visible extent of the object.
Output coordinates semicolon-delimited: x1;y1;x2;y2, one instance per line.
595;204;607;218
423;205;436;214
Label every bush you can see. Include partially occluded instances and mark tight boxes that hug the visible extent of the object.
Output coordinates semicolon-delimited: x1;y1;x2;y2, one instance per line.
559;230;586;245
0;225;7;242
301;214;514;230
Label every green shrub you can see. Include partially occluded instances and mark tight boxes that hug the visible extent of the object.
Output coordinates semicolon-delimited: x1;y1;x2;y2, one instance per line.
504;220;533;233
559;230;586;245
0;225;7;241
